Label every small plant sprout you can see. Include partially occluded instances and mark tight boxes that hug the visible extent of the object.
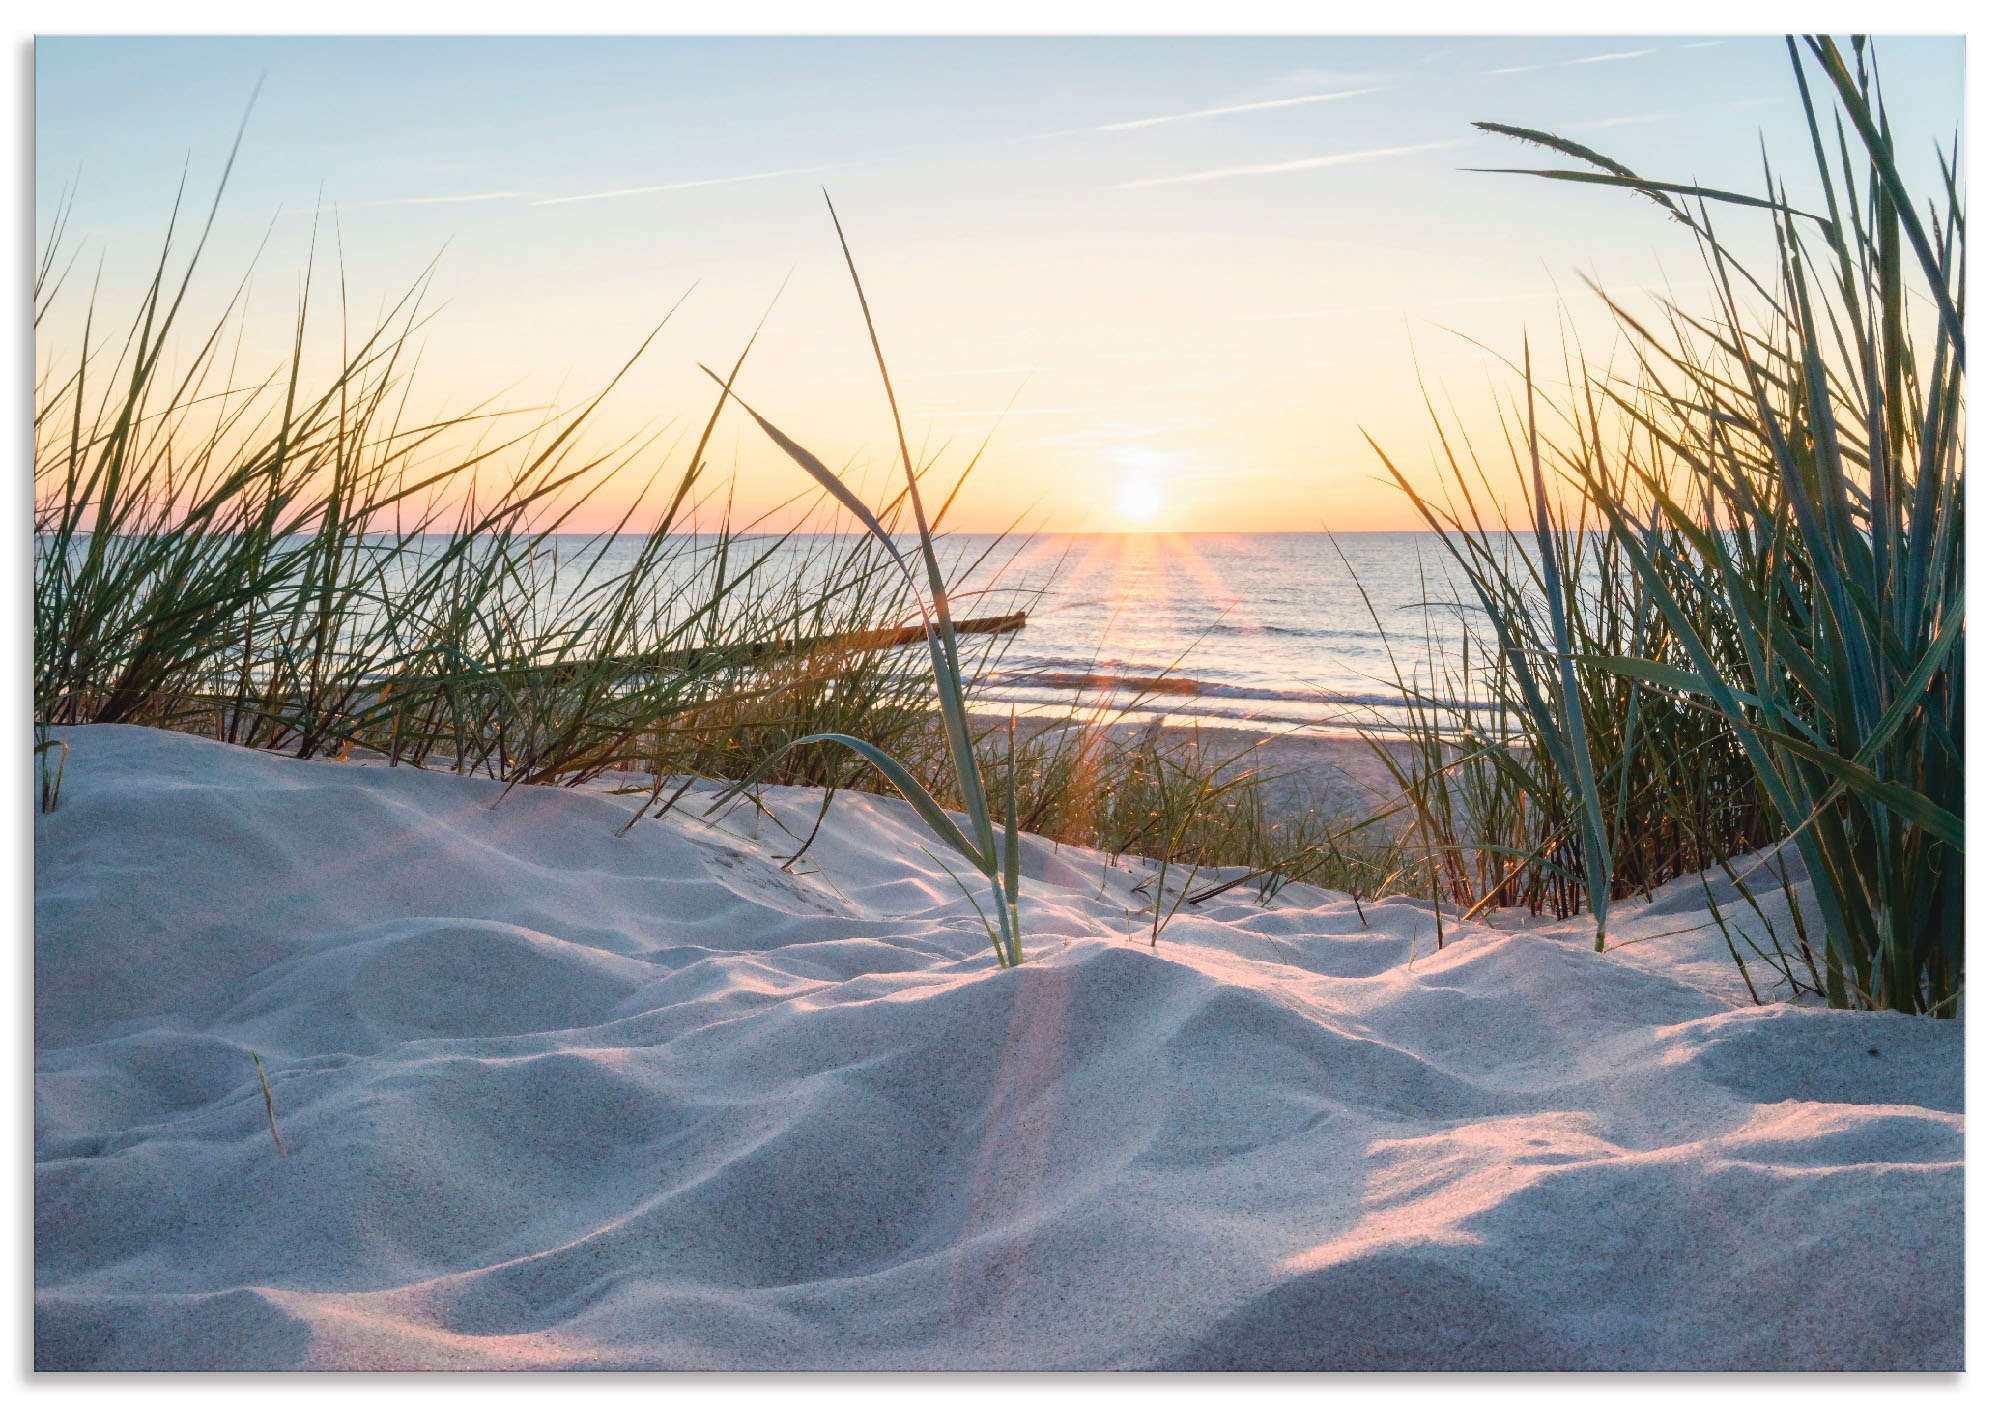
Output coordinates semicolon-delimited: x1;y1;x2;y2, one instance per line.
251;1051;287;1157
35;724;67;815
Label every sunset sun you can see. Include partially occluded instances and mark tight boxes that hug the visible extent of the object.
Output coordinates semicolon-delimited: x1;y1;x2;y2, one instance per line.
1115;474;1164;526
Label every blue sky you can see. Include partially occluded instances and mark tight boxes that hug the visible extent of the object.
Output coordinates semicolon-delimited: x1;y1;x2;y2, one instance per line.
35;35;1966;531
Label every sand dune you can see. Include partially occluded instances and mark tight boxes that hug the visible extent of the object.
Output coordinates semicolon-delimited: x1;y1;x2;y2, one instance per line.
34;726;1961;1370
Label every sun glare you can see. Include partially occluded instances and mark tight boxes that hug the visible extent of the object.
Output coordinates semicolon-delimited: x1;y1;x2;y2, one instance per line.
1115;475;1164;526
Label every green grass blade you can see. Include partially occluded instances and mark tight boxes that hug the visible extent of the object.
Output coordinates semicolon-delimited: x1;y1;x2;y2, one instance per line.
704;730;987;870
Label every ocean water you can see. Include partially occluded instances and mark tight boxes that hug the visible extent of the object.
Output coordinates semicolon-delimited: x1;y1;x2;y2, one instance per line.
522;531;1497;733
946;532;1488;734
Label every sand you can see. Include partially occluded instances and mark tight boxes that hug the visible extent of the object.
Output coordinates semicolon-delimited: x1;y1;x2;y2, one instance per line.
33;725;1961;1370
996;712;1412;822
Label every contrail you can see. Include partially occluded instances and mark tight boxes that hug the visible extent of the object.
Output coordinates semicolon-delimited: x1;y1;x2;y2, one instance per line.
533;164;833;206
1099;87;1380;132
1121;139;1464;190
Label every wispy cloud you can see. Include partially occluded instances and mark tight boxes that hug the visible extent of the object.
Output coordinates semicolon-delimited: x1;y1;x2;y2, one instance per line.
1679;40;1726;49
1249;66;1396;91
1099;87;1380;133
532;164;835;206
1565;113;1675;131
1488;48;1659;77
1120;139;1465;190
1570;49;1656;66
330;190;521;210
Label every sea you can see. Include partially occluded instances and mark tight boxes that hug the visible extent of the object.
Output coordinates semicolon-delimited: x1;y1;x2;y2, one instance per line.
531;531;1494;736
939;532;1488;734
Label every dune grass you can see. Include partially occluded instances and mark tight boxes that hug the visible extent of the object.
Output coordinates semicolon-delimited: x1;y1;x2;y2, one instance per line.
1358;360;1780;937
31;155;1014;810
1371;35;1962;1014
992;715;1406;913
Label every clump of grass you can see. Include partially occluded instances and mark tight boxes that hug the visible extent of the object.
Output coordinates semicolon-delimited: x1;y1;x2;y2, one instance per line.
981;713;1404;922
631;518;1029;813
1359;353;1780;945
33;148;957;803
1375;34;1961;1015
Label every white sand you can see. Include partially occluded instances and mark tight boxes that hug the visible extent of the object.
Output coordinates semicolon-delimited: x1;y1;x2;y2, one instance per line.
34;725;1961;1370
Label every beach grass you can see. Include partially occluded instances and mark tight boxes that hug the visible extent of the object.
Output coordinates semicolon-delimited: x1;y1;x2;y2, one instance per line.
1372;35;1962;1014
993;715;1408;915
31;153;1008;811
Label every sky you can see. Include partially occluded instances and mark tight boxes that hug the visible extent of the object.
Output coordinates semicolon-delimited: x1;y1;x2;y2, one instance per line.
34;34;1967;534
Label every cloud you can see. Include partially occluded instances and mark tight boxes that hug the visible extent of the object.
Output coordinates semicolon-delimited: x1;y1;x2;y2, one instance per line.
1099;87;1381;133
1245;66;1396;92
327;190;521;210
1120;139;1466;190
1569;49;1656;65
1564;113;1675;131
532;164;835;206
1487;47;1659;77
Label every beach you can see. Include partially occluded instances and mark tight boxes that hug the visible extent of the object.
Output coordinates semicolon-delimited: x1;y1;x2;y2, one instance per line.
998;712;1413;820
33;725;1963;1370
